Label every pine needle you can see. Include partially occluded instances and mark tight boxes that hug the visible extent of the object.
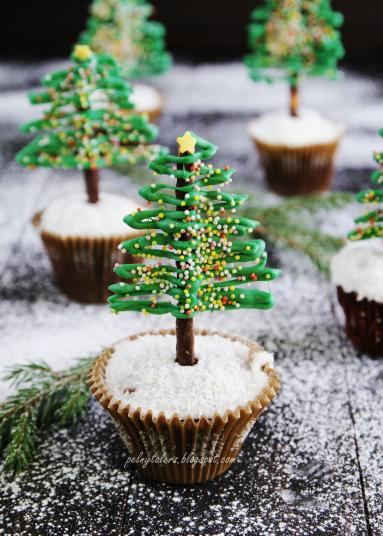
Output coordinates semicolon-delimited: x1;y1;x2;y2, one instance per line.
243;191;352;276
0;356;95;475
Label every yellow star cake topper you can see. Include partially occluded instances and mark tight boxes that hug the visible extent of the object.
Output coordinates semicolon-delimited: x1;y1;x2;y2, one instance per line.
177;131;197;154
73;44;93;62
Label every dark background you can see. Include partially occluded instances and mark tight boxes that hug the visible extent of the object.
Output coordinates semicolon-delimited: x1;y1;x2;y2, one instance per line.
1;0;382;69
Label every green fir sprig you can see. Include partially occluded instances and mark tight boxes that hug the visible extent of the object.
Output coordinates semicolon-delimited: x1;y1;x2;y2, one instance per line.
243;191;353;276
0;357;94;475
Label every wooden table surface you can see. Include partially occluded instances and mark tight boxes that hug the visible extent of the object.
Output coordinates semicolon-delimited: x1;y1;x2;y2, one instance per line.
0;62;382;536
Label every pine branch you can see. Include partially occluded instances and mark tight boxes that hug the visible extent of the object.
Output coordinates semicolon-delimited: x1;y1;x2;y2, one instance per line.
256;191;353;220
0;356;95;475
243;191;352;276
261;223;345;276
2;409;38;474
3;360;58;387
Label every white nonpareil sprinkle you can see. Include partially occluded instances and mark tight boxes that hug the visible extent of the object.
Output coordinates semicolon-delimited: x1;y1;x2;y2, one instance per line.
40;192;139;238
248;109;344;147
105;333;273;419
331;239;383;303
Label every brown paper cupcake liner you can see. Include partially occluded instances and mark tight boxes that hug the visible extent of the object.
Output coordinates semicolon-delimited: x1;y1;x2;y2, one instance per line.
33;211;143;304
89;328;281;484
252;137;341;196
337;286;383;357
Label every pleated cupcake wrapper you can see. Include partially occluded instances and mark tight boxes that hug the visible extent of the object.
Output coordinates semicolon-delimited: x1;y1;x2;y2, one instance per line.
337;286;383;357
33;211;142;304
89;328;281;484
252;136;342;196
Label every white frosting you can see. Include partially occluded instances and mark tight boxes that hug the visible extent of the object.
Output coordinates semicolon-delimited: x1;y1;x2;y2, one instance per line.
248;109;343;147
40;193;139;238
331;239;383;302
105;333;274;419
130;84;162;113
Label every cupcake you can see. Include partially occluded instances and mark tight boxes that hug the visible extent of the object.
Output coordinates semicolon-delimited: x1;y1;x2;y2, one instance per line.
33;193;143;303
244;0;344;195
90;329;280;484
248;110;344;196
332;240;383;356
91;131;281;484
16;45;161;303
331;129;383;356
130;83;165;123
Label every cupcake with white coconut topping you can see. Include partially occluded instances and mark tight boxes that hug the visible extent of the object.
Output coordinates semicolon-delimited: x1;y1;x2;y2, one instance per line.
16;45;161;302
331;130;383;356
244;0;344;195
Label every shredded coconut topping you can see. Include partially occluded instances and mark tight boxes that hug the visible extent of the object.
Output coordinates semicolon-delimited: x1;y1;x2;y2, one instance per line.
248;109;343;147
105;333;273;419
40;192;139;238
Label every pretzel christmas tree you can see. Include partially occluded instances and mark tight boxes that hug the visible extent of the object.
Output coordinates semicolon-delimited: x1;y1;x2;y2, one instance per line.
245;0;344;116
349;129;383;241
109;132;280;365
81;0;171;78
16;45;159;203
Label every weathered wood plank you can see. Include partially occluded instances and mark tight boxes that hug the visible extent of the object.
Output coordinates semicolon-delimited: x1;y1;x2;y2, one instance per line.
334;299;383;536
0;404;131;536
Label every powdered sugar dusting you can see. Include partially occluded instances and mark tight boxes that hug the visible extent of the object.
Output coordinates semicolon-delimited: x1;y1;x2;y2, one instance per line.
105;333;273;418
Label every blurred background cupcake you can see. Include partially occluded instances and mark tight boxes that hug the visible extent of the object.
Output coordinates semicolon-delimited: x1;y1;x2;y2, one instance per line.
245;0;345;196
16;45;162;303
332;130;383;356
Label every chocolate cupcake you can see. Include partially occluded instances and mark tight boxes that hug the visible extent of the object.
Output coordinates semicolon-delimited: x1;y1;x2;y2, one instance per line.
331;239;383;356
332;128;383;356
90;329;280;484
33;193;143;303
248;110;344;196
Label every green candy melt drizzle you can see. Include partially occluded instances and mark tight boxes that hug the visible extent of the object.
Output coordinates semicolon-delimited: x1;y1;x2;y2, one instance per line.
109;132;280;319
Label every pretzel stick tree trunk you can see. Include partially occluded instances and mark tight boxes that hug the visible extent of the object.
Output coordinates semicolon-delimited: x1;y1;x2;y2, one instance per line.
175;151;197;366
